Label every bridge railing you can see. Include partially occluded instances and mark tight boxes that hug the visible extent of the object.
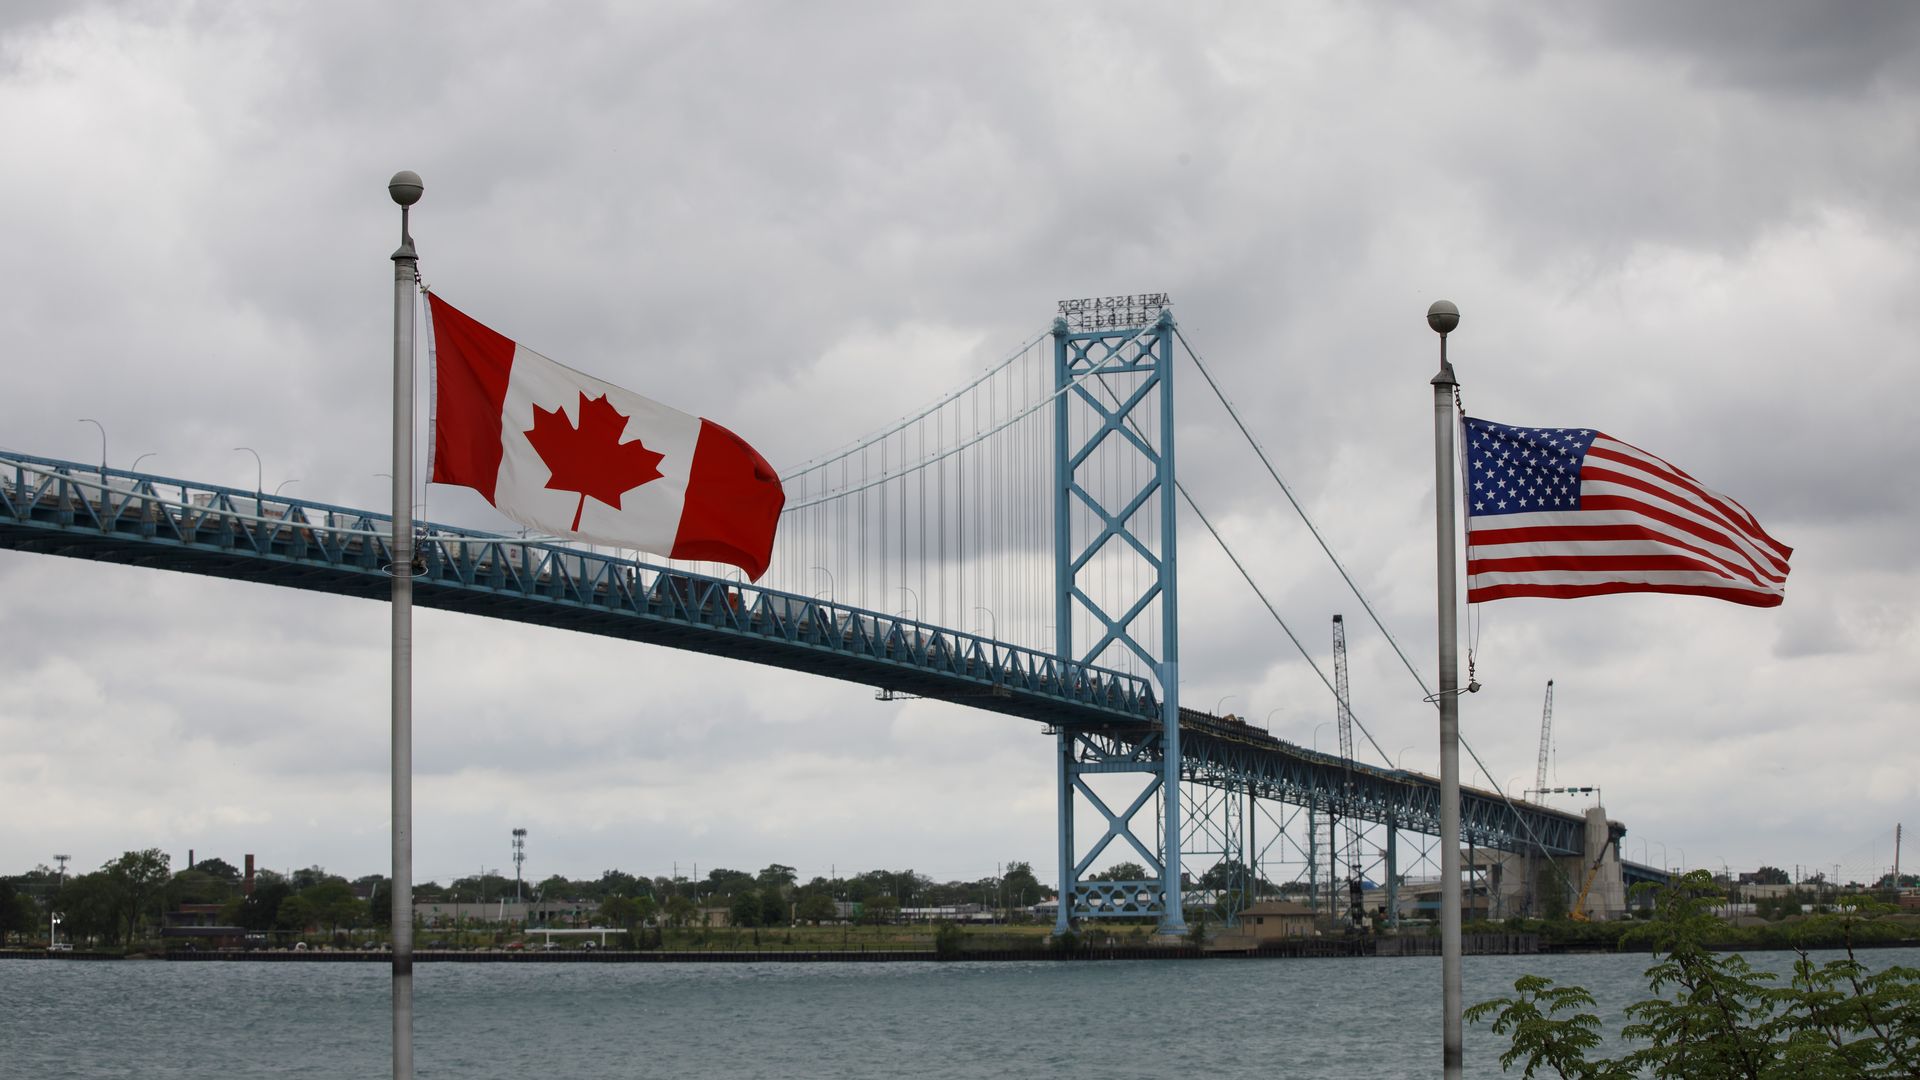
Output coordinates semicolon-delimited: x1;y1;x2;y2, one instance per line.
0;454;1159;721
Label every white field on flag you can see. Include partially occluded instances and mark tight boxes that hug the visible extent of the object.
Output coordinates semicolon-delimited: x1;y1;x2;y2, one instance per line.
1464;420;1791;607
495;343;702;552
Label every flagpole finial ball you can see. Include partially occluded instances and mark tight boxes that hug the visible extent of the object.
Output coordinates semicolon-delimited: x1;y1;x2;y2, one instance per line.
1427;300;1460;335
388;171;424;207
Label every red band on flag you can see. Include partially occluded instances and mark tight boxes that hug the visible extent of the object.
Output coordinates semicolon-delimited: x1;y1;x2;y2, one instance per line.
671;419;786;580
428;294;515;503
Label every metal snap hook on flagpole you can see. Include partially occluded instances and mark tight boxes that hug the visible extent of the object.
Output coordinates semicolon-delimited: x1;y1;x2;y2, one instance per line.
1422;680;1481;704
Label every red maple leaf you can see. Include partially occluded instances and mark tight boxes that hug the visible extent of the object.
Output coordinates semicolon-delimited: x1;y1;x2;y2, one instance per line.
524;392;667;531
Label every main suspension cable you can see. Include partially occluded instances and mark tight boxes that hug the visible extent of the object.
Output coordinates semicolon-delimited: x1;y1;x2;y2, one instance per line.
1175;327;1575;889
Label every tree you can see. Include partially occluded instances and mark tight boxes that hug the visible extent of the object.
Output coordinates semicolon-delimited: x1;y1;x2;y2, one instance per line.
301;880;364;937
0;879;31;943
861;896;900;925
277;894;316;936
1091;862;1150;882
795;893;837;925
165;869;229;908
597;869;641;898
289;865;330;892
104;849;170;943
192;857;242;883
1470;871;1920;1077
234;880;292;933
1198;858;1255;890
729;890;762;928
663;895;697;929
1536;863;1569;920
705;868;756;900
759;890;788;927
535;875;573;899
362;877;392;928
600;895;639;930
1752;865;1792;885
1001;862;1043;907
57;872;130;945
756;864;798;893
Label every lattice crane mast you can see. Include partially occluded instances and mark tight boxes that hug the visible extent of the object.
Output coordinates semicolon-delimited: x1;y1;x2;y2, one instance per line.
1332;615;1364;929
1534;679;1555;795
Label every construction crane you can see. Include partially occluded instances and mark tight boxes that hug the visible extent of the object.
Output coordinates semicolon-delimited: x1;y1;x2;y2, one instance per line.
1534;679;1555;795
1332;615;1364;930
1525;680;1554;916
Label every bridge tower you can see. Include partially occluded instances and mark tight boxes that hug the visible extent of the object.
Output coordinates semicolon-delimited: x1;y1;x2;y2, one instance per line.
1050;294;1185;935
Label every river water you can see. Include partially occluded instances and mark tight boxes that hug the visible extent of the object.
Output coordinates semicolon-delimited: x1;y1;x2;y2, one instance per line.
5;949;1917;1078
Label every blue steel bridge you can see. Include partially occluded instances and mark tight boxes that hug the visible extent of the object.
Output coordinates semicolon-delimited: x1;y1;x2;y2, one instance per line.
1;298;1665;929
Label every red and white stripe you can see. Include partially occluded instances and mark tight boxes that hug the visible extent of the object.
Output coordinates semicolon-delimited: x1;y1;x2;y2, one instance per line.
1467;434;1792;607
427;294;784;580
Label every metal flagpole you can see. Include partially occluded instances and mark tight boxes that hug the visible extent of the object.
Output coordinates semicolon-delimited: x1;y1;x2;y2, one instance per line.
387;169;423;1080
1427;299;1463;1079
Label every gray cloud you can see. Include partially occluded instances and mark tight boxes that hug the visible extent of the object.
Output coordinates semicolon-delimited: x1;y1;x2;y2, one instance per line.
2;1;1915;886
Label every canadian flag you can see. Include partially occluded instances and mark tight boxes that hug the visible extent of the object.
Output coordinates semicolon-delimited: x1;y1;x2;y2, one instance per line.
427;294;784;580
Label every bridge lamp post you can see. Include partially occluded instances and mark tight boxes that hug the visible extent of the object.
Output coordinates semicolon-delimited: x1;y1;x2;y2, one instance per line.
274;479;301;498
131;452;156;474
1313;721;1331;754
973;606;996;641
897;586;919;623
1214;694;1236;718
1675;847;1686;874
233;446;263;503
1265;708;1284;729
810;566;834;603
77;418;107;476
1656;841;1668;873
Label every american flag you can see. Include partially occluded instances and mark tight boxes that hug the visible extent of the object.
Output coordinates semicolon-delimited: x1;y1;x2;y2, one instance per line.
1463;417;1791;607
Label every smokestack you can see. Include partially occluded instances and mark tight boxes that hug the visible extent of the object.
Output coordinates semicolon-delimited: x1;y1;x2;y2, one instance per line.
188;849;195;870
245;853;256;896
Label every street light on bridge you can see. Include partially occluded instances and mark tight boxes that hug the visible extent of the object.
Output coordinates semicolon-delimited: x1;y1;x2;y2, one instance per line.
77;418;106;476
233;446;263;503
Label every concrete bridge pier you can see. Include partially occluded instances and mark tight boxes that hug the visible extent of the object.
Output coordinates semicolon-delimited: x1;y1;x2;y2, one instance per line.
1578;806;1627;920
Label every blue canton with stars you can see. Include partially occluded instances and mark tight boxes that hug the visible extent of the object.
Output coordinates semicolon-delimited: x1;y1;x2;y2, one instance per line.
1464;418;1599;518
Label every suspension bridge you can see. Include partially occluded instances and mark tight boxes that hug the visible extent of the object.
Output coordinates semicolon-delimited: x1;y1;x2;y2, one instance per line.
1;294;1666;932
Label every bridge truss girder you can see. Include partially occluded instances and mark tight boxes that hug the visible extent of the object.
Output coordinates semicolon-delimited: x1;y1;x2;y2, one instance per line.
1;452;1630;929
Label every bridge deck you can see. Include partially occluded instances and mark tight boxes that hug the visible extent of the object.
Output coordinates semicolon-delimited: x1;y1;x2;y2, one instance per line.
2;453;1605;855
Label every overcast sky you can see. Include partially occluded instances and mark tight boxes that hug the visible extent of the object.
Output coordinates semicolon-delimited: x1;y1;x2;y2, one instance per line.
2;1;1915;892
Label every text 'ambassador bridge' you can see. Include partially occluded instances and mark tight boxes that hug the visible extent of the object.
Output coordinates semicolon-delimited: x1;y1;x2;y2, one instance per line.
1;293;1667;933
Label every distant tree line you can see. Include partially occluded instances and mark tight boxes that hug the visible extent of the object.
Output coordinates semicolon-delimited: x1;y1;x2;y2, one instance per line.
1;852;1062;945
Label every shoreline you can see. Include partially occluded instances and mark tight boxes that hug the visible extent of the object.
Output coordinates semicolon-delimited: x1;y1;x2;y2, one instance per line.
6;934;1914;964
